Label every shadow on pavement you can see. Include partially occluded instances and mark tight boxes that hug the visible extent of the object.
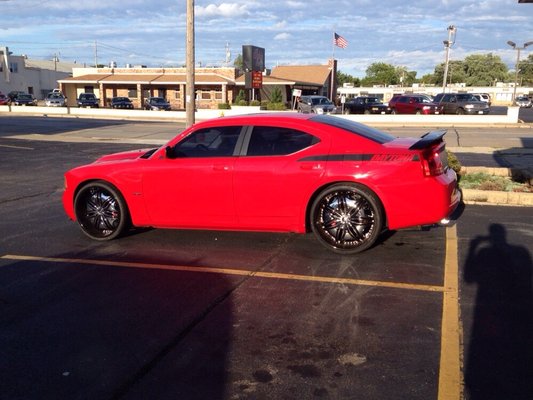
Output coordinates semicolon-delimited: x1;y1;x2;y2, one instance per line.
463;223;533;399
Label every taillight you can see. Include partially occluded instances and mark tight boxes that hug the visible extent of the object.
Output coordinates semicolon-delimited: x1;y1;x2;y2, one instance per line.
421;146;446;176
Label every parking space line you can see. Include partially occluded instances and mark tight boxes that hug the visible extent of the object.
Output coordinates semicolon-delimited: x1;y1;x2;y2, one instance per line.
1;254;444;293
437;224;463;400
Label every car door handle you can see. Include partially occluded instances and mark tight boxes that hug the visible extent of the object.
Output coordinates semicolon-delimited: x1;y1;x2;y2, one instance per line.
213;164;231;171
299;163;323;170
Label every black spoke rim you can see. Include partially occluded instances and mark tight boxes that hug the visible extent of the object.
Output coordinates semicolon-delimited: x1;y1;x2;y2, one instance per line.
78;186;121;238
315;190;376;250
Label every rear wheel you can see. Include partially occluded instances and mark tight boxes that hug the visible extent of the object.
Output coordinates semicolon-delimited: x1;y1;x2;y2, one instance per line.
310;184;384;254
74;181;129;240
343;107;351;115
456;108;465;115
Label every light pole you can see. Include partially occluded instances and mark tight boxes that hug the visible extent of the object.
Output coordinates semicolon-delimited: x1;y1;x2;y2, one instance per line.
186;0;195;127
507;40;533;105
442;25;457;93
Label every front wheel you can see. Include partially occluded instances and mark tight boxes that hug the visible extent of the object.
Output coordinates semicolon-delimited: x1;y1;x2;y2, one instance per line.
74;181;130;240
310;184;384;254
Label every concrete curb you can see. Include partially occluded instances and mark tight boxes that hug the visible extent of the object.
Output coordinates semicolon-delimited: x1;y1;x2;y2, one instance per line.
460;166;532;206
462;188;533;206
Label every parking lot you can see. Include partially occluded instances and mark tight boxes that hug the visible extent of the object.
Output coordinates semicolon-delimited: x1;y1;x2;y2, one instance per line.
1;117;532;399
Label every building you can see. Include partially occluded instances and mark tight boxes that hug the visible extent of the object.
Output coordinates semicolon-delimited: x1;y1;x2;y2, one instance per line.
0;46;77;98
58;62;337;109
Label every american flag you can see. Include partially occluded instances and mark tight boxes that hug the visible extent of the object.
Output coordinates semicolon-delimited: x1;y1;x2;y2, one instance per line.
333;33;348;49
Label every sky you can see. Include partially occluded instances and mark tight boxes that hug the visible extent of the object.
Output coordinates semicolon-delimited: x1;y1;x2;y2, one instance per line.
1;0;532;78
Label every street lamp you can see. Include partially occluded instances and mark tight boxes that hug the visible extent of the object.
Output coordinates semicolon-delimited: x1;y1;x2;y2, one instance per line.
507;40;533;105
442;25;457;92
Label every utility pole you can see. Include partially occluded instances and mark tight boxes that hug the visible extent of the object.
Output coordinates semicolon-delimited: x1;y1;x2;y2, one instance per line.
507;40;533;105
442;25;457;93
186;0;195;127
94;40;98;67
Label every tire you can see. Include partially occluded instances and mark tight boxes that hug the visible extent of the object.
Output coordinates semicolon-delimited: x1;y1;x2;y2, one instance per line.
343;108;351;115
391;109;397;115
364;109;371;115
456;108;465;115
310;184;384;254
74;181;130;241
415;110;421;115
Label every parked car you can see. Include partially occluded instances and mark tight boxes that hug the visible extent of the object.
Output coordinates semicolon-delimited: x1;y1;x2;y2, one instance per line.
62;113;460;254
343;96;391;114
77;93;99;108
0;93;9;105
297;95;337;114
144;97;171;111
45;92;67;107
471;93;491;106
111;97;134;109
12;93;37;106
432;93;490;115
388;94;442;115
7;91;26;102
515;96;532;108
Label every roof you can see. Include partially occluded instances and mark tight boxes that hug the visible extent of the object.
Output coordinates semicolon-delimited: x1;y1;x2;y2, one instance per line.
270;65;332;86
59;73;234;85
234;74;296;86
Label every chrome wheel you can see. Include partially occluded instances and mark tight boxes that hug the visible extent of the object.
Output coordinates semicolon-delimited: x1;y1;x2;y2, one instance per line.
74;182;128;240
311;184;383;254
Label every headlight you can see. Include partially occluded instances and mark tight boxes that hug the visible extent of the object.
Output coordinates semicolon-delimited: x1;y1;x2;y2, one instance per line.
465;104;474;109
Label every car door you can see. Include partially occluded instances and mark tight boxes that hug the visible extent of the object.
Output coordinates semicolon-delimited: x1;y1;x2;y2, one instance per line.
141;126;244;228
233;125;328;231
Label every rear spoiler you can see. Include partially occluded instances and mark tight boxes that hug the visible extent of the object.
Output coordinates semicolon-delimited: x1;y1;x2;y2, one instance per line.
409;130;447;150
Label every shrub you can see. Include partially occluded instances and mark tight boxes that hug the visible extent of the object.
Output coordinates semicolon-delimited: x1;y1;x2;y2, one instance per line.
237;99;248;106
250;100;261;106
266;102;286;110
217;103;231;110
447;151;462;174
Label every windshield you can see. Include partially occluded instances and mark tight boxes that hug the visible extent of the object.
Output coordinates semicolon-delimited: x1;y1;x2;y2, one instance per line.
153;98;167;104
310;97;331;105
19;95;32;99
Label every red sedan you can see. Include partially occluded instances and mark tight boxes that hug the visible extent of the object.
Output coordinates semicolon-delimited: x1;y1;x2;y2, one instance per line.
63;114;461;254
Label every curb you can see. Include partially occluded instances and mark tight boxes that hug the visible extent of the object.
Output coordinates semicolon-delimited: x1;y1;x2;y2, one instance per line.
462;188;533;206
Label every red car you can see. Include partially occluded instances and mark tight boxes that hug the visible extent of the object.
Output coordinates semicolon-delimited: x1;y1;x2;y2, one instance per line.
63;114;460;254
0;93;9;105
389;94;442;115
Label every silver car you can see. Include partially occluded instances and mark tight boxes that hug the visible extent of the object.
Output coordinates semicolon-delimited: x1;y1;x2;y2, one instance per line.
298;95;337;114
516;96;532;108
45;92;67;107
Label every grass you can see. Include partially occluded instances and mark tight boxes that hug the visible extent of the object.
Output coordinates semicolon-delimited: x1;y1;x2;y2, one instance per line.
459;172;532;193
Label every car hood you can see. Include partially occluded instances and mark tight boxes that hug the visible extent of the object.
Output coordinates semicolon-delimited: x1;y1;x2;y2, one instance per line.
95;148;154;163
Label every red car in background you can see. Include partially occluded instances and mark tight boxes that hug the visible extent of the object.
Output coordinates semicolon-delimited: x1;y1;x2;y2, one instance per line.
0;93;9;105
63;114;460;254
389;94;442;115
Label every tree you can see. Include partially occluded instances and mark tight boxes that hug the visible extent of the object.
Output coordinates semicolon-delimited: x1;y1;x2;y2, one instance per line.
337;71;360;87
433;60;467;86
463;53;508;86
362;62;398;86
395;66;417;86
517;53;533;86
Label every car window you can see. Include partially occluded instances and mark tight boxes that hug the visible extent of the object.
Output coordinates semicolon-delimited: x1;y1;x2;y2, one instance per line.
398;97;409;103
311;115;395;144
173;126;242;157
247;126;319;156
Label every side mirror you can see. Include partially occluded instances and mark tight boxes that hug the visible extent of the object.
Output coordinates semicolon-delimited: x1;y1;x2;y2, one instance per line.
165;146;176;159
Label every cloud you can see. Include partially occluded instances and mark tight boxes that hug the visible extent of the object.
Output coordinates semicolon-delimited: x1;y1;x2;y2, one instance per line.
195;3;249;18
274;33;291;41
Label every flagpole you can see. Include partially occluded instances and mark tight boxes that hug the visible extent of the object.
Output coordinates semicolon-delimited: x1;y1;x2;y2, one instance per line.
330;32;336;101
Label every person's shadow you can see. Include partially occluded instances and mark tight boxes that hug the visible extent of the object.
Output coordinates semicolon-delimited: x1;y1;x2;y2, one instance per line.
464;223;533;399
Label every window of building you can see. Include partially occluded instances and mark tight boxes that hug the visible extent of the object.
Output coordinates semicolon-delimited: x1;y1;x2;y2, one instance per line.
127;88;137;98
9;62;18;73
247;127;319;156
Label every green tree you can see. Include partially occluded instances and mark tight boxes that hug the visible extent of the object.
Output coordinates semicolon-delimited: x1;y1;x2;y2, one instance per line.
362;62;398;86
336;71;360;87
463;53;508;86
270;86;283;103
517;53;533;86
433;60;467;86
395;66;417;86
